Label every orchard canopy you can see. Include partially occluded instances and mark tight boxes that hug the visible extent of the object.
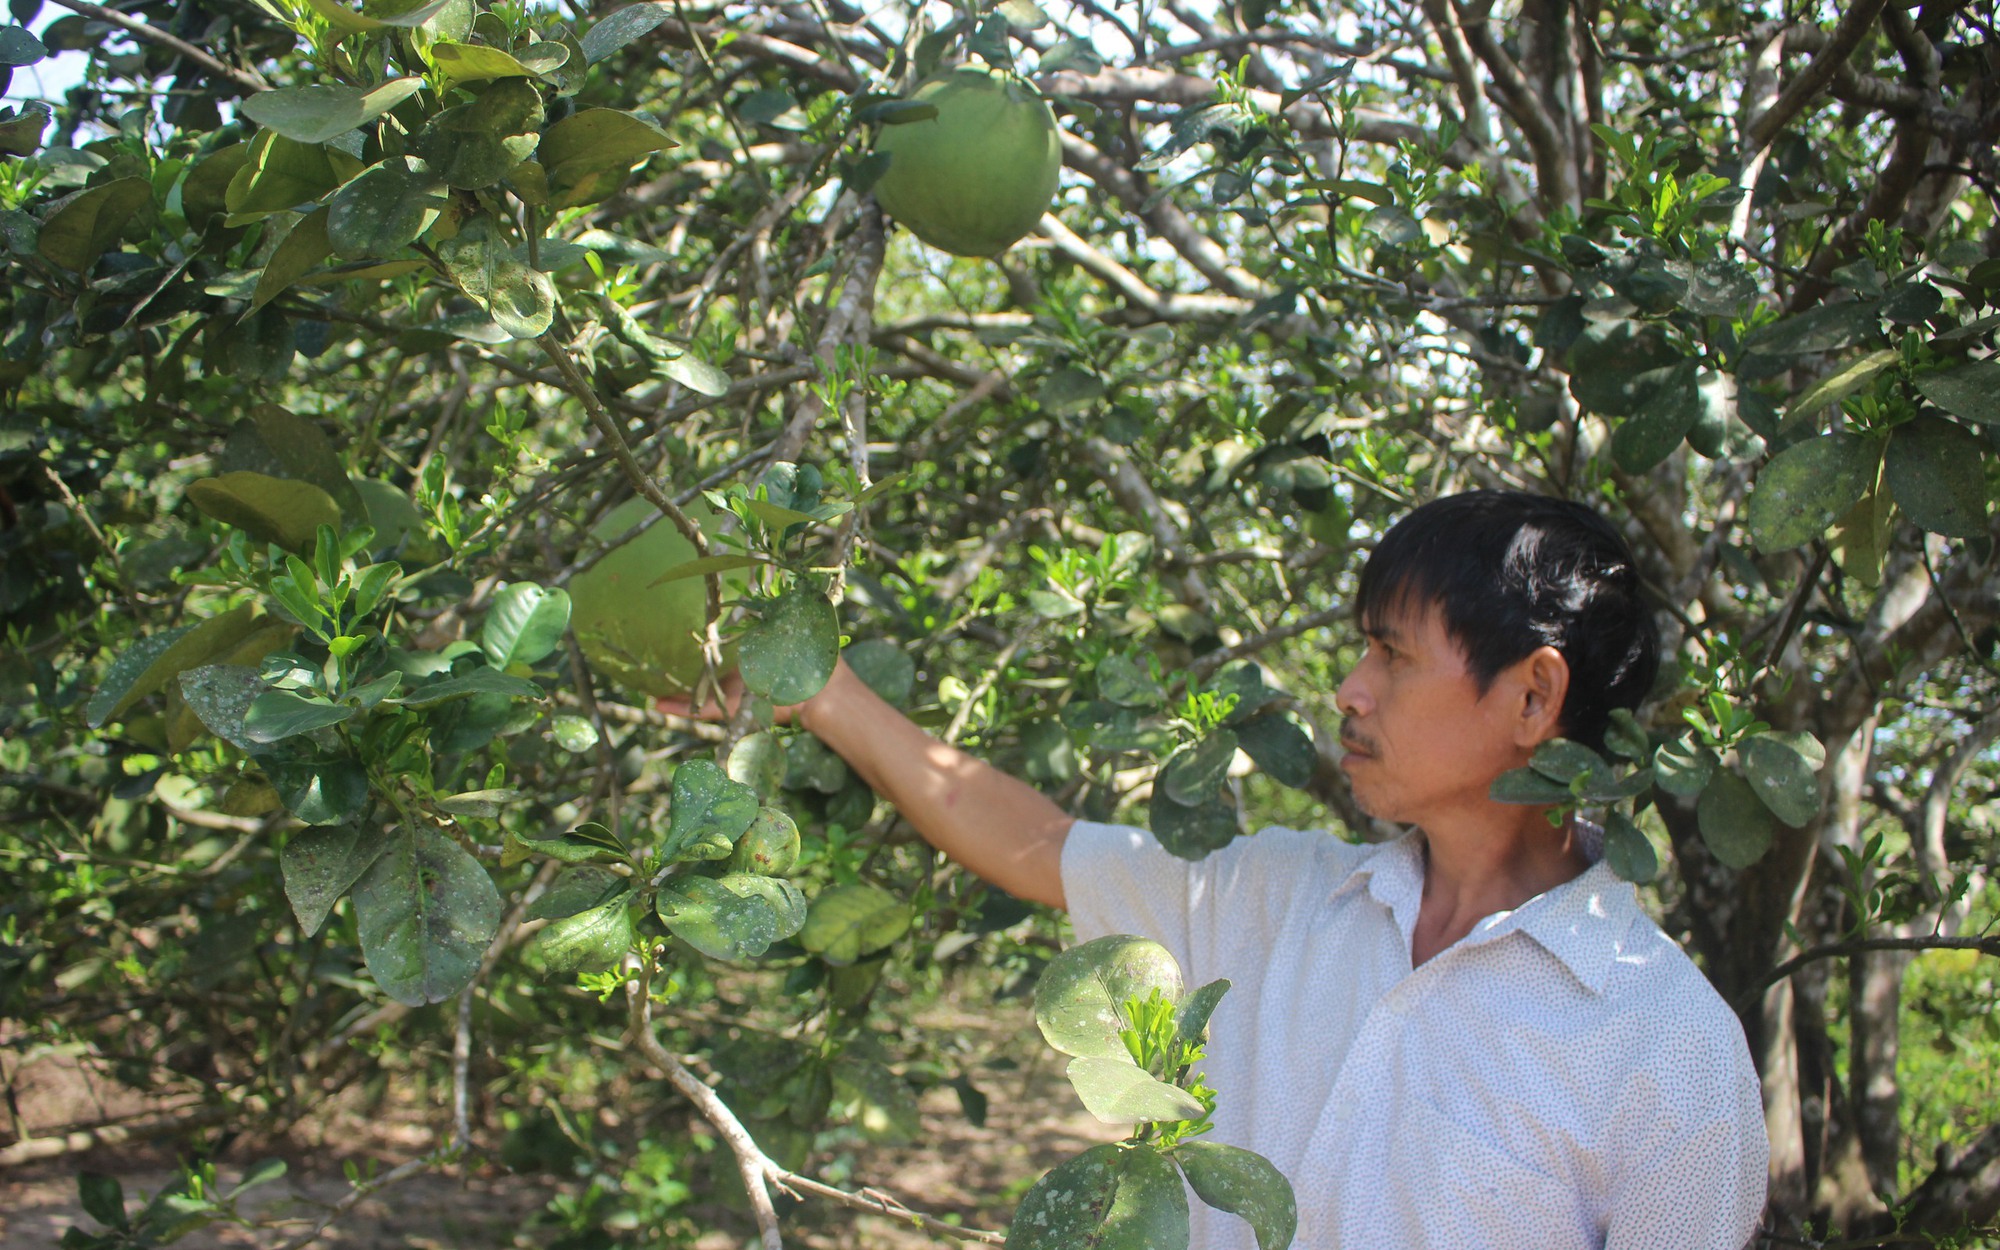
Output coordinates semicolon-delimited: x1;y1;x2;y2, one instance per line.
2;0;1998;1247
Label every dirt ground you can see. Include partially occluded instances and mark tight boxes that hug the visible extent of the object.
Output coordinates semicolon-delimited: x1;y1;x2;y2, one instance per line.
0;1004;1120;1250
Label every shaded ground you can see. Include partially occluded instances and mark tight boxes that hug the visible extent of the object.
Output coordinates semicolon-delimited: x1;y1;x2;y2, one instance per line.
1;1002;1119;1250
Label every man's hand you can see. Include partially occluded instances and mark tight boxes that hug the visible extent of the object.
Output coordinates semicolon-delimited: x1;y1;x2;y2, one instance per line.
662;656;1073;909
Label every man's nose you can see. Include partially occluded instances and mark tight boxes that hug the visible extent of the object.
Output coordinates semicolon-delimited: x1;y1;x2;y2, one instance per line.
1335;668;1368;717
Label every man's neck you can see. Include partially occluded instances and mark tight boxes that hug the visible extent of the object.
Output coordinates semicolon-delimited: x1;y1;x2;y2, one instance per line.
1409;808;1591;967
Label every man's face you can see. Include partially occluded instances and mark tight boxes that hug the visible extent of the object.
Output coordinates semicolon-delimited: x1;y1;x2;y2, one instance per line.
1334;601;1537;830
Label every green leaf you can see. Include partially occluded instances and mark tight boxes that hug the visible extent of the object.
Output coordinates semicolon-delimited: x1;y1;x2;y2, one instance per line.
430;39;568;84
299;0;457;32
739;587;839;705
249;206;333;314
1574;766;1653;804
660;350;731;396
1602;708;1649;762
434;787;526;817
1785;349;1898;430
243;689;357;742
1037;36;1105;75
1174;1140;1298;1250
642;552;766;588
1065;1055;1206;1123
1097;653;1166;707
1175;978;1230;1044
389;667;541;706
536;107;674;208
411;78;542;189
1161;730;1238;806
664;758;758;863
534;893;636;974
0;24;47;65
796;882;910;964
37;176;150;271
843;639;916;705
1652;737;1715;798
326;159;447;258
525;865;626;920
481;582;571;669
1745;300;1881;357
1674;257;1757;317
1150;788;1239;859
86;604;262;728
259;748;369;825
1235;713;1315;788
1697;770;1776;870
1005;1143;1189;1250
178;664;270;751
239;78;425;145
280;824;387;935
1600;809;1658;884
581;1;671;62
434;215;555;338
656;873;805;961
1884;417;1989;538
352;824;503;1005
1745;432;1881;552
1214;664;1285;725
187;471;343;553
515;821;629;865
224;132;345;223
1609;360;1702;473
1529;738;1604;784
1033;934;1184;1060
1740;735;1821;828
77;1173;127;1230
1490;767;1574;804
0;102;51;156
1912;361;2000;425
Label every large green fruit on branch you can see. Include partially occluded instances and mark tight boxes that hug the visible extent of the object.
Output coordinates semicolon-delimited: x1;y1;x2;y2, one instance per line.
569;497;737;698
871;63;1062;258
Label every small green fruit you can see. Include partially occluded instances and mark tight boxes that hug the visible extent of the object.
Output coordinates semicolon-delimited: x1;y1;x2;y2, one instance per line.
569;497;736;698
873;64;1062;258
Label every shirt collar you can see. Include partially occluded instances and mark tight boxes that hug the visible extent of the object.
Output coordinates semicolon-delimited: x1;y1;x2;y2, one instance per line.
1487;860;1640;995
1333;826;1640;995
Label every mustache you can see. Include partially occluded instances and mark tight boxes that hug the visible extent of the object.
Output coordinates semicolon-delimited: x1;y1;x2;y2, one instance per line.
1338;724;1378;755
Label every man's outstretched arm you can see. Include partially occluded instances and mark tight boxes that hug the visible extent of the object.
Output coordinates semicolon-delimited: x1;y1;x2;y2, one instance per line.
786;660;1072;908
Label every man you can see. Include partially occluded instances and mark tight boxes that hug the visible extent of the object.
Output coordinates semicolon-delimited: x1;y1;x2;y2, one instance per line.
707;490;1769;1248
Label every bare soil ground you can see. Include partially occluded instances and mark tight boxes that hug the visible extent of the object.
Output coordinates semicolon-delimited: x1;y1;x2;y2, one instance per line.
1;1002;1119;1250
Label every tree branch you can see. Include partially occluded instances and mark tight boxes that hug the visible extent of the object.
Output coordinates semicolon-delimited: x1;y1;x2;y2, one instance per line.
625;976;1005;1246
1745;1;1894;155
1742;934;2000;1006
45;0;271;93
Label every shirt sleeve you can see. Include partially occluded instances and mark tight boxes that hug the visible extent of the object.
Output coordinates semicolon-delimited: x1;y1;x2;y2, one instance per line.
1060;820;1353;988
1061;819;1204;972
1603;984;1770;1250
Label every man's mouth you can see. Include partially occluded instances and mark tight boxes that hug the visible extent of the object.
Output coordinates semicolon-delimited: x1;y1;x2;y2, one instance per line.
1339;730;1376;760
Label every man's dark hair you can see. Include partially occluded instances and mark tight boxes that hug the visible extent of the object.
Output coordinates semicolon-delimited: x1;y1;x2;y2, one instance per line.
1354;490;1659;753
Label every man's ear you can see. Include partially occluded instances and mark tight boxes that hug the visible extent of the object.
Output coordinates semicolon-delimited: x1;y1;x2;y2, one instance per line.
1512;645;1571;746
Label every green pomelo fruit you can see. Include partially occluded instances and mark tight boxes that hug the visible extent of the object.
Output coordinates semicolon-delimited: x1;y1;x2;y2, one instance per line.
872;64;1062;259
569;498;737;699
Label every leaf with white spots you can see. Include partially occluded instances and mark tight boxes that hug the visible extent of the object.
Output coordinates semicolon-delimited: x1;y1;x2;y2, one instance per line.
1174;1139;1298;1250
1034;935;1184;1060
1004;1143;1190;1250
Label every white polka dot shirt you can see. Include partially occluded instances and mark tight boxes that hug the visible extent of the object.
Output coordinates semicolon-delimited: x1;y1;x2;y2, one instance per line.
1060;821;1769;1250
